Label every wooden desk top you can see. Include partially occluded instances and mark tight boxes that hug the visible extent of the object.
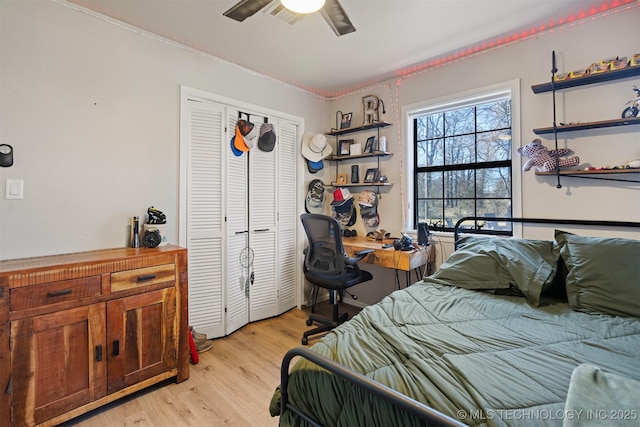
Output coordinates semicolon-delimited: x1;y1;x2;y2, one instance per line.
341;236;433;272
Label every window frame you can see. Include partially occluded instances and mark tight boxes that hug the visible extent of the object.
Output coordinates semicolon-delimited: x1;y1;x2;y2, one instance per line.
402;79;522;237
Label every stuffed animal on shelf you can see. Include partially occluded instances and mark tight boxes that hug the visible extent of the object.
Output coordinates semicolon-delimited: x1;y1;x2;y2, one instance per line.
517;139;579;172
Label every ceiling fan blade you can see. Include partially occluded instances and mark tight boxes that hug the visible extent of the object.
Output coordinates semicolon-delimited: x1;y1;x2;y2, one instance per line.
320;0;356;36
223;0;274;22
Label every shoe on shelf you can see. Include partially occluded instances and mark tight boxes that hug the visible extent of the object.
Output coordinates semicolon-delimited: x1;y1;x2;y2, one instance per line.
196;339;213;353
190;326;207;341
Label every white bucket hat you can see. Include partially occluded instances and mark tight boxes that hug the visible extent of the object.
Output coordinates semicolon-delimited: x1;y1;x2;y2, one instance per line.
301;133;332;162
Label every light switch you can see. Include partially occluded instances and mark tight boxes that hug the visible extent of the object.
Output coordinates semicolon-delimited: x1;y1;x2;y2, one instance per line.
6;179;24;199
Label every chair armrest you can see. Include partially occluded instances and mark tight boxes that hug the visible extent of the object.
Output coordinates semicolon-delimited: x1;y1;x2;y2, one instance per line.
345;249;374;265
354;249;374;257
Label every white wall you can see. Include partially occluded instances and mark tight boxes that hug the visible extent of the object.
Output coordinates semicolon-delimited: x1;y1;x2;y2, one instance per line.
325;7;640;305
0;0;327;259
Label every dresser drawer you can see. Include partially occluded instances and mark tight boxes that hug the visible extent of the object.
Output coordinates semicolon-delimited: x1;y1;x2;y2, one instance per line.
111;263;175;292
10;276;102;311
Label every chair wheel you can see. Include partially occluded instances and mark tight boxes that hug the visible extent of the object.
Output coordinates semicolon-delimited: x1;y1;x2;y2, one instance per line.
302;337;308;345
306;319;313;326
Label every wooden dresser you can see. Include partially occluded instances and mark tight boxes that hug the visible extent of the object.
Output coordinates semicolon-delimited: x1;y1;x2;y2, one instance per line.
0;245;189;426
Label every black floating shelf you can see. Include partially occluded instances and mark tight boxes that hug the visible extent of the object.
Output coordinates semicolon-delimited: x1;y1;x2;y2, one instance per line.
533;117;640;134
328;182;394;188
327;121;392;136
535;169;640;176
531;66;640;94
329;151;392;161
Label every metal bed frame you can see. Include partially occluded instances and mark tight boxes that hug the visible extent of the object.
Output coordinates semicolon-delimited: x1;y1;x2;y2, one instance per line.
279;216;640;427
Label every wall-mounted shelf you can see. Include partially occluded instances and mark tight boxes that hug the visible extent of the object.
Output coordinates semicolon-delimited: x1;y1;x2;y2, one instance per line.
328;121;392;136
531;51;640;187
328;182;394;188
326;121;393;188
535;168;640;183
531;66;640;94
533;117;640;134
329;151;392;161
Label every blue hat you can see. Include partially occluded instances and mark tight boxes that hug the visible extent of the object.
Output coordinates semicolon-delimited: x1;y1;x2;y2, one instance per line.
230;137;243;157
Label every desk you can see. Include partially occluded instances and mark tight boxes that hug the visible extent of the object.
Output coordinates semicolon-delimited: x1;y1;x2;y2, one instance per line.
342;236;435;288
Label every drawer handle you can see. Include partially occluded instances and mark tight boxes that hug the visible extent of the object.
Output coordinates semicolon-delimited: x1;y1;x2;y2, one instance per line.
96;345;103;362
137;274;156;282
113;339;120;356
47;289;72;297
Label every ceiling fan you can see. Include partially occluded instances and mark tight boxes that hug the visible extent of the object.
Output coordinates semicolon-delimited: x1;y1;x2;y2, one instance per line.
223;0;356;36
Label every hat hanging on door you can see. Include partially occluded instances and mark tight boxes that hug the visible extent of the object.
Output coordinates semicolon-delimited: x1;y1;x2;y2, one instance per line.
233;124;250;153
230;138;243;157
258;123;277;152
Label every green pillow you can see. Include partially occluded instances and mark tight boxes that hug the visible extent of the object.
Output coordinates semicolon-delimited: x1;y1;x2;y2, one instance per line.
429;235;559;306
555;230;640;317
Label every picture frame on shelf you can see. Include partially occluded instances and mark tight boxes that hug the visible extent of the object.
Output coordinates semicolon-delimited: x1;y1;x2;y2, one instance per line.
337;173;348;185
364;136;375;153
340;112;353;129
338;139;353;155
364;168;379;183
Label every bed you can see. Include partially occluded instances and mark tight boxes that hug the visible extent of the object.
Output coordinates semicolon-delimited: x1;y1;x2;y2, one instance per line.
270;217;640;426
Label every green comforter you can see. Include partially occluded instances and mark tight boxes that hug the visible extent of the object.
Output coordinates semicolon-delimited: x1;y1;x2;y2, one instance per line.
273;282;640;426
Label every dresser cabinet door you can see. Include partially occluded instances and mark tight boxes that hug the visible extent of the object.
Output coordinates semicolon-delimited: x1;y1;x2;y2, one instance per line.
106;287;178;394
10;303;107;426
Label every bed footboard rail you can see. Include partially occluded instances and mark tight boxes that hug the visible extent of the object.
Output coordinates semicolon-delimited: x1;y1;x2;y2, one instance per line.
280;346;466;427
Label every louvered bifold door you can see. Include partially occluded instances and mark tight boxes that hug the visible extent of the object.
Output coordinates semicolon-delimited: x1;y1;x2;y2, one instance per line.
277;121;298;313
248;120;278;322
185;100;225;339
225;110;250;335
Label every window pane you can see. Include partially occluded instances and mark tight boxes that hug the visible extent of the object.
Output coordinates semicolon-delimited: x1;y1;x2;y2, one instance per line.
445;135;475;165
477;99;511;131
477;167;511;198
477;131;511;162
425;199;444;226
417;171;443;198
476;201;513;232
416;116;427;140
418;138;443;167
477;199;512;219
445;107;474;136
443;199;475;227
444;170;475;198
425;113;444;139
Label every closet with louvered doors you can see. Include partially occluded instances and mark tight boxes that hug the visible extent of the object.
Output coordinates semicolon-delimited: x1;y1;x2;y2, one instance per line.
180;88;298;339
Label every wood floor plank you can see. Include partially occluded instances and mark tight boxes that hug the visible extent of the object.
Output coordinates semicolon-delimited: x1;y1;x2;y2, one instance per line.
60;304;360;427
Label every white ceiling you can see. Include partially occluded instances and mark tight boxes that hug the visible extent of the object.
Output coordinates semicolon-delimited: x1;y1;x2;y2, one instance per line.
65;0;616;97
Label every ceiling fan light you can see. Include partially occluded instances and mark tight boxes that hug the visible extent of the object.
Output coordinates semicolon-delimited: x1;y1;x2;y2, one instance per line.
281;0;326;14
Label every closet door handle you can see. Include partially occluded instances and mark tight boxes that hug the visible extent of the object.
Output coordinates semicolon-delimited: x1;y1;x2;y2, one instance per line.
254;228;270;232
235;230;249;234
96;345;103;362
113;340;120;356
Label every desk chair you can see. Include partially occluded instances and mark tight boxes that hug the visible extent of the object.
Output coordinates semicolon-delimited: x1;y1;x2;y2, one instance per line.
300;213;373;345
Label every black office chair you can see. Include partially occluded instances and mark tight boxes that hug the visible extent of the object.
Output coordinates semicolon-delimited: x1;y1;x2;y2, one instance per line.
300;213;373;345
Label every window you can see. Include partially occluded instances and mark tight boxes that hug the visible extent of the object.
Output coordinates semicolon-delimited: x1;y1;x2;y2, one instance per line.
408;83;519;235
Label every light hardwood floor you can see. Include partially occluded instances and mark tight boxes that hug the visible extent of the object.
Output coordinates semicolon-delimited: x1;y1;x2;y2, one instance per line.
61;304;361;427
